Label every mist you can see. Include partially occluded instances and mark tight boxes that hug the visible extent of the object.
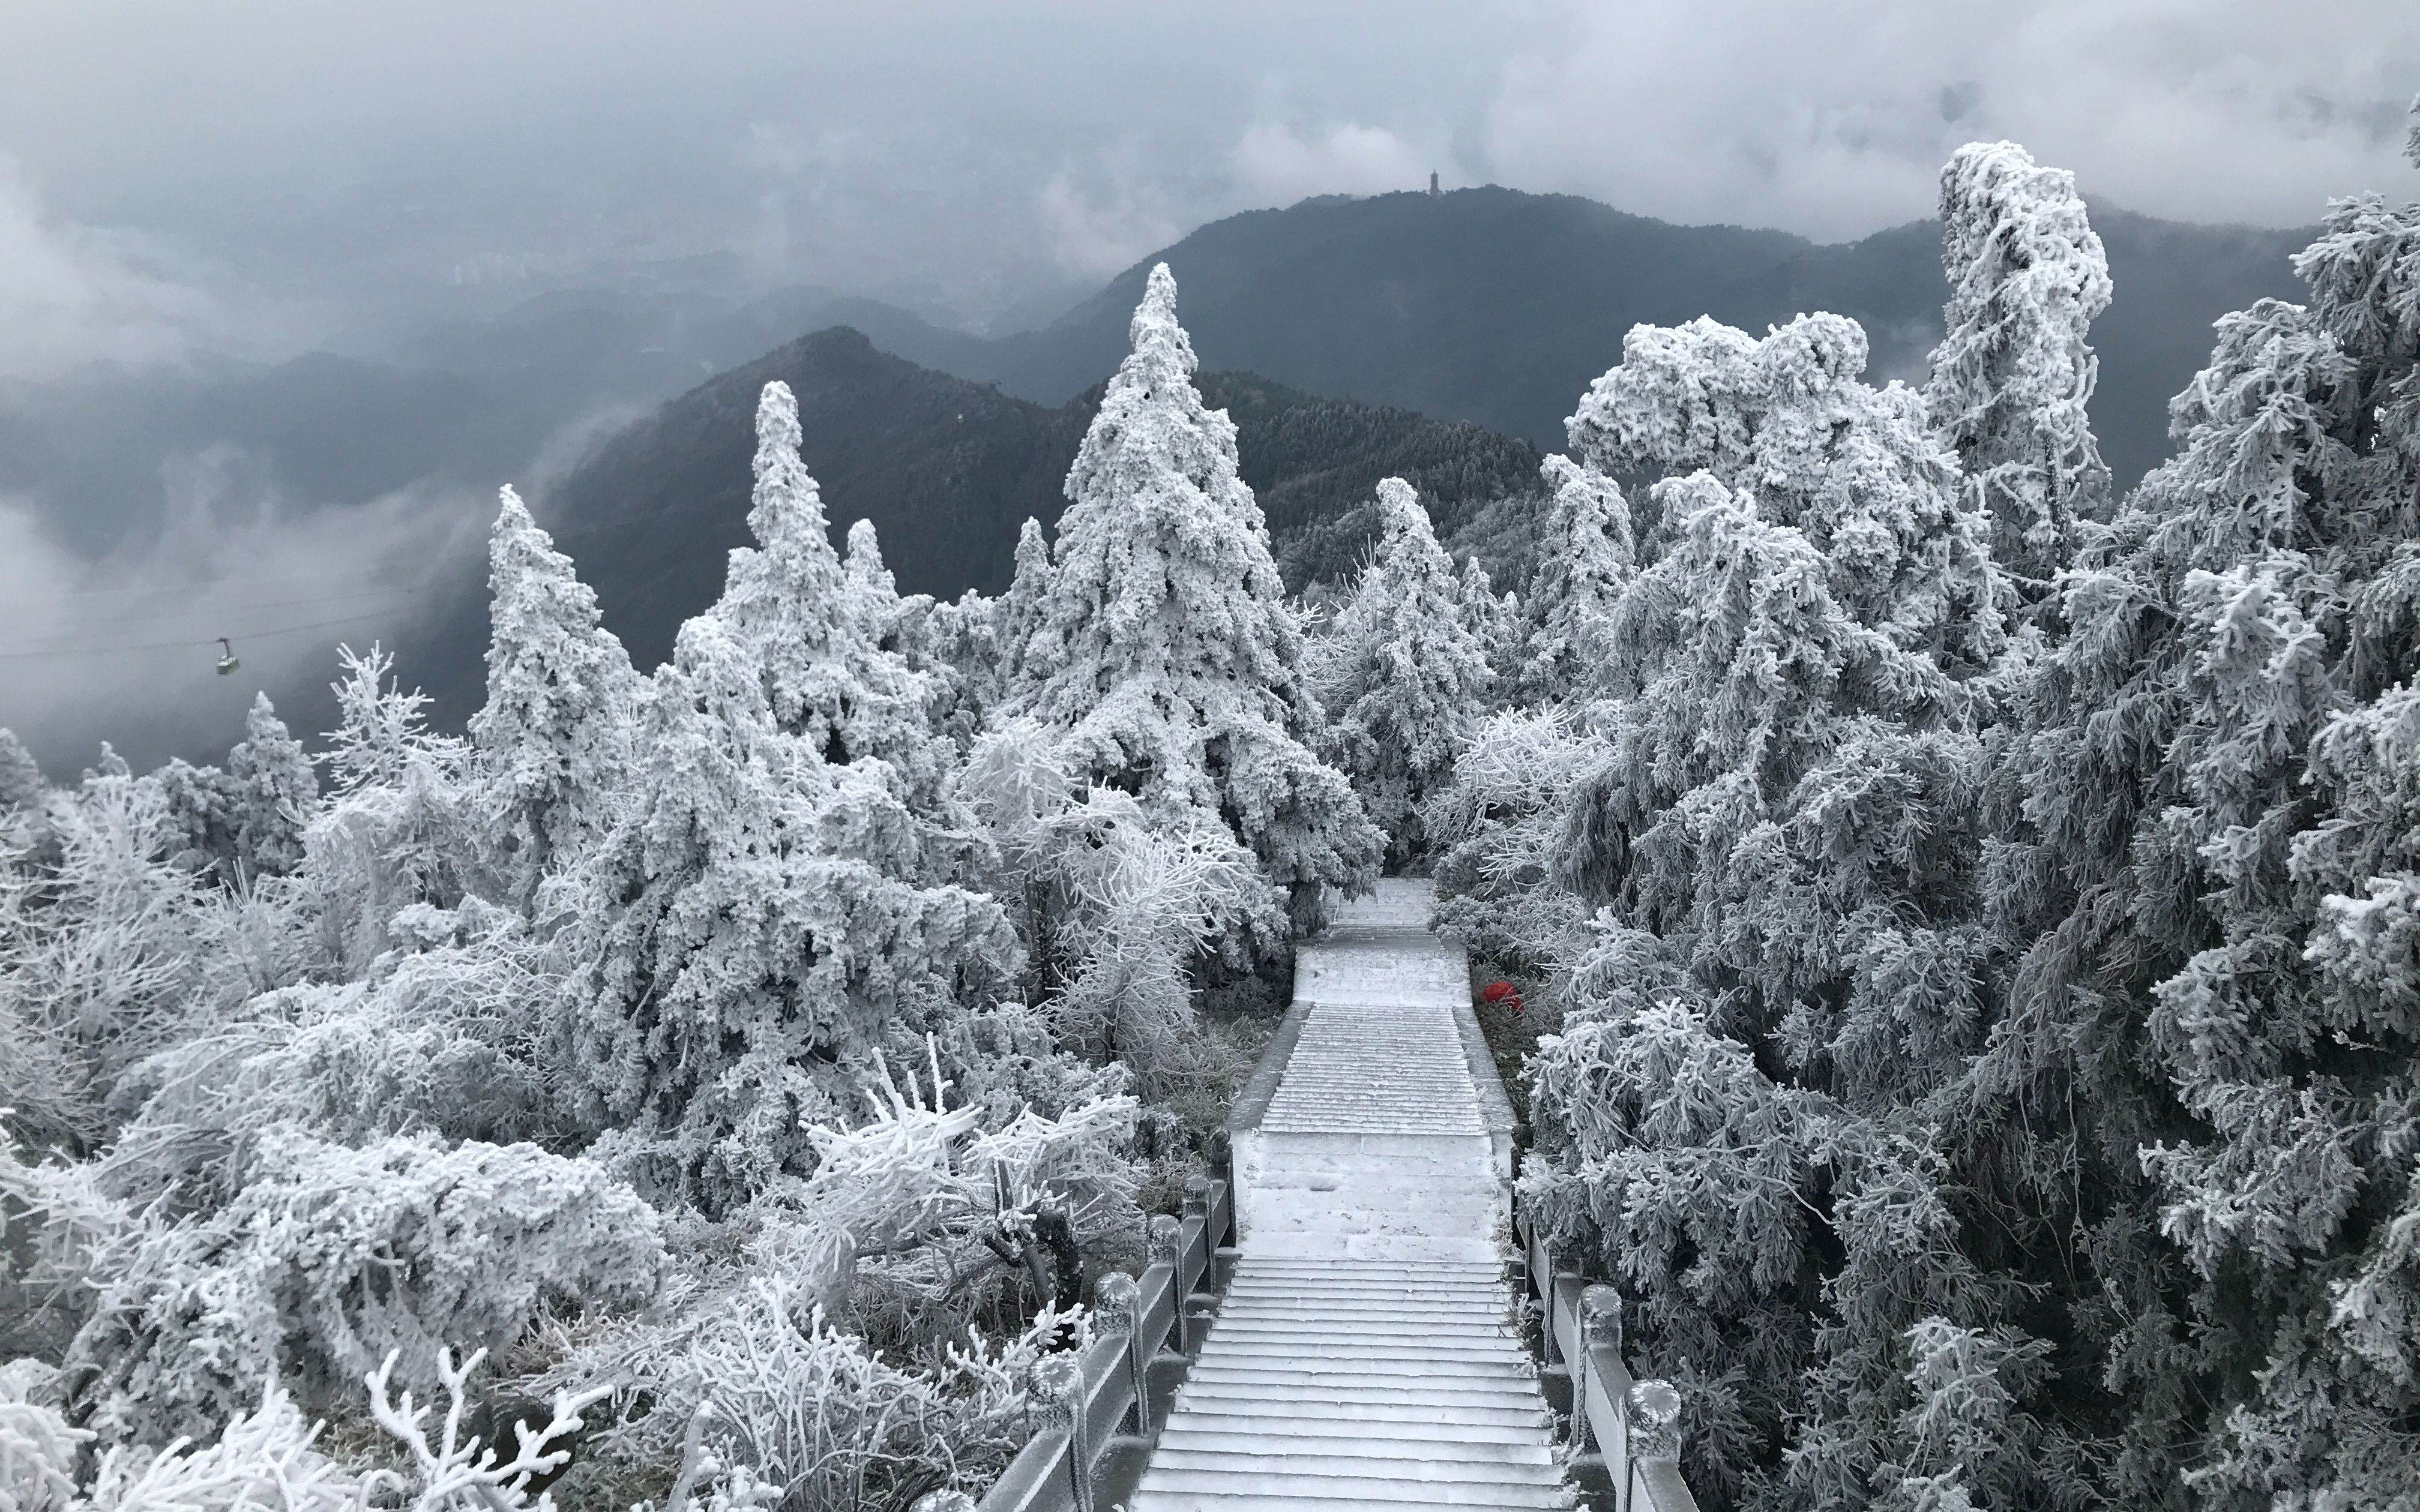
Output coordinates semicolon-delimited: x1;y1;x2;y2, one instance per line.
1;1;2415;770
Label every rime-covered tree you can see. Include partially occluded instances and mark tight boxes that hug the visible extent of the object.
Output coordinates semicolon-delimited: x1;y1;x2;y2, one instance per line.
993;515;1054;695
1006;265;1377;932
714;382;948;804
0;728;46;814
1525;310;2032;1504
1924;140;2113;593
156;695;316;885
563;389;1018;1209
1311;478;1494;866
469;487;639;904
1517;454;1633;702
1985;129;2420;1510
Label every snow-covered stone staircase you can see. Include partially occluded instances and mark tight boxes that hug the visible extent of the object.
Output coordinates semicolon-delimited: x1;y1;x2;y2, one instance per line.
1129;881;1568;1511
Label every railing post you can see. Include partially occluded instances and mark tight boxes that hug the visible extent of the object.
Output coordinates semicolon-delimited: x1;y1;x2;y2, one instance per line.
1032;1354;1092;1512
1096;1271;1146;1438
1581;1283;1628;1512
1629;1378;1684;1512
1149;1214;1185;1352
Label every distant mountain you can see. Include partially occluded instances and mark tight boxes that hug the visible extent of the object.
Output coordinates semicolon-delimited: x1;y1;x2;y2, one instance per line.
844;188;2311;493
513;328;1541;697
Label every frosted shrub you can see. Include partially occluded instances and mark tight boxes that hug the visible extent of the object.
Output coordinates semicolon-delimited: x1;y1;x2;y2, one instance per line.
0;761;212;1153
957;726;1271;1117
364;1347;606;1512
68;1127;662;1445
601;1278;1068;1512
1;1360;85;1512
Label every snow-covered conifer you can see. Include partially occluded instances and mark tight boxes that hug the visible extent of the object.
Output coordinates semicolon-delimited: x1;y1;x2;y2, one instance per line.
224;694;315;879
0;729;44;815
713;385;944;800
469;487;639;902
1517;454;1633;702
1924;141;2113;592
1985;147;2420;1507
1007;265;1378;932
1522;309;2028;1499
564;614;1016;1210
1311;478;1494;866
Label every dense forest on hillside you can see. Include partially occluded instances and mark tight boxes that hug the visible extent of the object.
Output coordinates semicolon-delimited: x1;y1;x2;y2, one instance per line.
525;332;1539;683
5;118;2419;1512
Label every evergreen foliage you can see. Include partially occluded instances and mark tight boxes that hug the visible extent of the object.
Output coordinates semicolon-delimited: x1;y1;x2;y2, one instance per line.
470;487;639;904
1311;477;1496;866
1006;264;1379;933
1924;140;2114;592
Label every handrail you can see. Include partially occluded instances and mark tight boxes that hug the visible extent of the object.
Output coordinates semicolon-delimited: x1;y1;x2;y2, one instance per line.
969;1169;1237;1512
1513;1191;1700;1512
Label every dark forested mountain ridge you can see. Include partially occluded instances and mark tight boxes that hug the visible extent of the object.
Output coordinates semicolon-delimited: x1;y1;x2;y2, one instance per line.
855;187;2307;494
537;327;1542;680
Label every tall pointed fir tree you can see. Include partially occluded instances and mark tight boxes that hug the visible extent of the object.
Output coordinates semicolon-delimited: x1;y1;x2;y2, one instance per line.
1987;122;2420;1510
1523;310;2041;1507
711;381;950;809
563;385;1017;1210
1923;140;2113;596
469;486;640;906
1517;453;1635;703
155;694;318;884
1005;265;1378;934
1311;478;1494;868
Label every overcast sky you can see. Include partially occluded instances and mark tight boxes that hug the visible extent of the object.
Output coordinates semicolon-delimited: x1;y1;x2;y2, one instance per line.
4;0;2416;369
2;1;2416;772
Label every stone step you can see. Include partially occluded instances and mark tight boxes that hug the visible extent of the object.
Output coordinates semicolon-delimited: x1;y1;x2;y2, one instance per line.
1167;1393;1553;1432
1157;1426;1555;1466
1122;1480;1558;1499
1151;1445;1559;1482
1130;1465;1568;1508
1196;1330;1529;1358
1159;1407;1552;1444
1223;1280;1511;1303
1174;1373;1549;1406
1218;1291;1513;1312
1188;1364;1535;1393
1208;1316;1519;1340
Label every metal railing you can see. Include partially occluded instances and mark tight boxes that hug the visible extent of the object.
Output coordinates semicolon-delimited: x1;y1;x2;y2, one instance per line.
1513;1194;1700;1512
971;1169;1236;1512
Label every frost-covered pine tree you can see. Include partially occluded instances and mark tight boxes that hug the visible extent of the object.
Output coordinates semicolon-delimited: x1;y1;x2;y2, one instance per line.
469;487;639;904
0;728;46;814
1923;141;2113;593
1523;309;2036;1503
1310;478;1494;867
156;695;316;884
994;515;1055;694
1516;454;1633;702
562;389;1019;1208
1005;265;1378;932
714;382;948;805
1987;123;2420;1510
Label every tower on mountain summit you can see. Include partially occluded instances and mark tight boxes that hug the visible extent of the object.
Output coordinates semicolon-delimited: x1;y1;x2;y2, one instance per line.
1429;171;1440;197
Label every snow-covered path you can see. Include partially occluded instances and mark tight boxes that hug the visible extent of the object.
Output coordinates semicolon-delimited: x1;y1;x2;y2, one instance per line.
1130;881;1568;1510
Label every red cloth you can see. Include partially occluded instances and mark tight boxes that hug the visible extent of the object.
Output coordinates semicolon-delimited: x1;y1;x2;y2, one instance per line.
1481;979;1524;1013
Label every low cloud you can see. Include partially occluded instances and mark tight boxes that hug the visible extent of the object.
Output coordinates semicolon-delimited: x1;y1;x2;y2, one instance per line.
0;457;489;775
0;159;223;380
1231;121;1434;206
1484;0;2420;239
1038;166;1185;281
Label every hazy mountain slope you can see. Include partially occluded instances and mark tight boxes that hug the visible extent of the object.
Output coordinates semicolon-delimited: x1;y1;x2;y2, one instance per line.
529;328;1541;689
858;188;2309;492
